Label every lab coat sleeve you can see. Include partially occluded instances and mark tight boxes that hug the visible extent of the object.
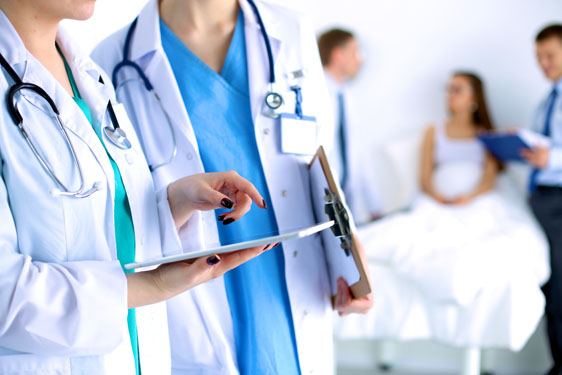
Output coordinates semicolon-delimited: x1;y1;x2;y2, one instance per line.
0;167;128;356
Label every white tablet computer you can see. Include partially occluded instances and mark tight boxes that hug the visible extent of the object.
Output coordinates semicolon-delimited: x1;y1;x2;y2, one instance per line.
125;220;334;270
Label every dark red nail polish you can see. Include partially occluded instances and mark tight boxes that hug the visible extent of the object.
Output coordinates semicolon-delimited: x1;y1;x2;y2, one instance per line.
262;199;267;209
218;215;225;221
223;218;235;225
207;256;220;266
221;198;234;209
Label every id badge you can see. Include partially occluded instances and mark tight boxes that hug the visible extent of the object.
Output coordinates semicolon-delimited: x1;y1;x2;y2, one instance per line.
280;113;318;155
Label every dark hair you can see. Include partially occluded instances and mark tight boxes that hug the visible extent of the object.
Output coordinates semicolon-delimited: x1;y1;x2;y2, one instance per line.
453;71;495;131
536;24;562;43
317;28;355;67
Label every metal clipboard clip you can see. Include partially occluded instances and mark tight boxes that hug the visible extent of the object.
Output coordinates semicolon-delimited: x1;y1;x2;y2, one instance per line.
323;188;352;256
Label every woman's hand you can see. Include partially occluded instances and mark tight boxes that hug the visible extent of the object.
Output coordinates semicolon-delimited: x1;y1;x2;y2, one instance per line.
429;192;449;204
448;194;473;205
334;235;374;316
167;171;267;229
127;243;279;308
334;277;374;316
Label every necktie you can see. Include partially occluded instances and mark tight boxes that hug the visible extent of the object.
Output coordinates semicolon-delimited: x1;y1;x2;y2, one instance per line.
529;88;558;193
338;91;348;189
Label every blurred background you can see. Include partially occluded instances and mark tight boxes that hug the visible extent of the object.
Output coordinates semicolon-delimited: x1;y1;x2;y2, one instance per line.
65;1;562;374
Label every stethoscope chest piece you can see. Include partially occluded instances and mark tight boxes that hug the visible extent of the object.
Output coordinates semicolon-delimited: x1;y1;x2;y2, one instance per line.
104;126;132;150
261;91;284;119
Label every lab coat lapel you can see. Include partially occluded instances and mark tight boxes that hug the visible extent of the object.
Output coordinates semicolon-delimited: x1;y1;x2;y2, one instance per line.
132;0;205;172
239;0;283;126
52;30;116;187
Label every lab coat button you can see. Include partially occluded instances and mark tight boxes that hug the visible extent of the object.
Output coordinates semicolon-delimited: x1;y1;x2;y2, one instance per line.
125;153;134;164
303;310;309;317
281;190;287;197
186;153;194;160
263;128;270;135
293;250;298;258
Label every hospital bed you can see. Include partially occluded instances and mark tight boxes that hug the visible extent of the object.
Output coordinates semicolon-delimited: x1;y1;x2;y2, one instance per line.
335;132;551;374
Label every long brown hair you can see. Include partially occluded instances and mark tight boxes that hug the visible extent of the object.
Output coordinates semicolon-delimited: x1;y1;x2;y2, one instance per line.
453;71;495;131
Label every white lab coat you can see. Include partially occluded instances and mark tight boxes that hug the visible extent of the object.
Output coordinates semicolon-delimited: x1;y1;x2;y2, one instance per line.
0;10;181;375
92;0;335;374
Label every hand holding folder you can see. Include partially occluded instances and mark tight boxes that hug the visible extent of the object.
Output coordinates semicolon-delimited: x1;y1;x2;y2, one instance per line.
478;129;550;162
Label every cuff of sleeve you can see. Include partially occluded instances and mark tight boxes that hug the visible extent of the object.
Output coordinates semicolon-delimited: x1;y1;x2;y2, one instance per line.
156;186;183;256
63;260;128;355
4;259;129;356
548;146;562;170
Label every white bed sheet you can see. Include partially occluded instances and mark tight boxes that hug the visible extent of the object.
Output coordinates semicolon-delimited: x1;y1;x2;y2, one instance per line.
334;175;550;351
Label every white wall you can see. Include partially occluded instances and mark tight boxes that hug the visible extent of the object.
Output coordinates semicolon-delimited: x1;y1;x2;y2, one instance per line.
61;0;148;52
307;0;561;139
305;0;562;214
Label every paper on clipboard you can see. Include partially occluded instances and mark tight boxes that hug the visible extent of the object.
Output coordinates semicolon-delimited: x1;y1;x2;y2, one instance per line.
309;146;372;300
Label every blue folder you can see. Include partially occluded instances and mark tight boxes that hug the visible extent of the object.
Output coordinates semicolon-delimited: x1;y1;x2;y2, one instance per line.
477;133;531;162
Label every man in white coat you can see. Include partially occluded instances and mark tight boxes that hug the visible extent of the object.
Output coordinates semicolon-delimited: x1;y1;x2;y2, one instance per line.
93;0;373;374
318;28;382;223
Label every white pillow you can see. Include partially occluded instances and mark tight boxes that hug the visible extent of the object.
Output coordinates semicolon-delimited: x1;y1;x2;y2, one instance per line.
382;132;424;211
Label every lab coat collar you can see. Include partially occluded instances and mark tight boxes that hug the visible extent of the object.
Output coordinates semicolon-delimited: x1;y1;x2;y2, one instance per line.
238;0;284;45
0;9;30;69
129;0;161;63
0;9;112;126
129;0;285;63
55;23;114;124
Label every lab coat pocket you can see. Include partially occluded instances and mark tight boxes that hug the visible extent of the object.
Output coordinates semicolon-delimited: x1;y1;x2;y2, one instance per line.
166;291;220;373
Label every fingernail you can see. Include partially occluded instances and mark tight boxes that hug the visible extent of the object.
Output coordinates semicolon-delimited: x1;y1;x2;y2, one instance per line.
223;218;235;225
207;255;220;266
262;199;267;209
221;198;234;209
218;215;225;222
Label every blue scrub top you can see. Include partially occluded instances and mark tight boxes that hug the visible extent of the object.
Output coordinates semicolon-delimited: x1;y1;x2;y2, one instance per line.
161;10;300;375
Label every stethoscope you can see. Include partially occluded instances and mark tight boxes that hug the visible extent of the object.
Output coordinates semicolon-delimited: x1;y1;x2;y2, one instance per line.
245;0;285;119
0;51;131;198
111;0;285;170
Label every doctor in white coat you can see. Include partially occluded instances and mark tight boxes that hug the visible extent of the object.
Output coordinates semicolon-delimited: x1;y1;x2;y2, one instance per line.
0;0;270;374
93;0;373;374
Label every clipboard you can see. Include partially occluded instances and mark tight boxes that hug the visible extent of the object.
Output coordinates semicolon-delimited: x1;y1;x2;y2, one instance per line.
309;146;372;301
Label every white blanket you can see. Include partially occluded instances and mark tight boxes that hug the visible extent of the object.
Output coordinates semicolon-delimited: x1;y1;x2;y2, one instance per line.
335;175;550;350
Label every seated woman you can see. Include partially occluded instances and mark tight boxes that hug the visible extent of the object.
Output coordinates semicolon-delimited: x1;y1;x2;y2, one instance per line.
421;72;499;205
356;71;548;308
